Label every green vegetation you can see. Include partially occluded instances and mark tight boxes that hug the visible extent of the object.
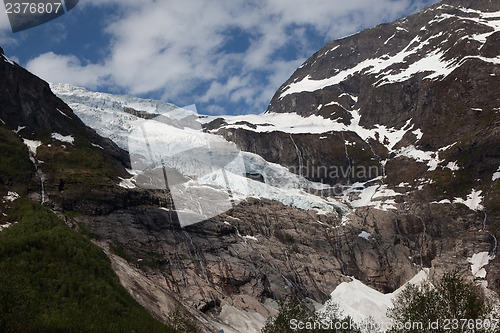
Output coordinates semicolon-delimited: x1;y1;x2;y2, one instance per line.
165;306;201;333
263;272;498;333
262;296;361;333
0;125;33;188
0;198;175;333
37;135;118;188
387;271;495;333
430;168;474;199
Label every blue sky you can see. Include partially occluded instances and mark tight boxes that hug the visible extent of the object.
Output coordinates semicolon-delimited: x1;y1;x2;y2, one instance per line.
0;0;439;115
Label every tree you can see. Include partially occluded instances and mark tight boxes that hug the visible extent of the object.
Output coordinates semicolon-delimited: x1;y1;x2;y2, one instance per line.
165;306;200;333
262;296;314;333
262;296;361;333
387;271;494;333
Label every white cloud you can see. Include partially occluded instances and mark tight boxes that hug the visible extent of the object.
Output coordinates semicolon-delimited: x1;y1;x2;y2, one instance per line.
25;0;439;114
26;52;108;88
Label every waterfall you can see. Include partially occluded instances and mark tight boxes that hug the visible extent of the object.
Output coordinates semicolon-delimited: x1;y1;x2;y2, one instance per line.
341;133;353;184
367;140;386;183
40;174;45;204
289;135;304;176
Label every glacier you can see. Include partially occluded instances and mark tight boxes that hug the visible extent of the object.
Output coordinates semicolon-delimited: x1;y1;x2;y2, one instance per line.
52;83;349;224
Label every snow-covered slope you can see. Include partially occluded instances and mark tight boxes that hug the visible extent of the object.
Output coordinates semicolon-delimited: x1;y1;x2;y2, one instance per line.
52;83;349;224
323;269;430;327
51;84;189;149
280;5;500;98
277;4;500;101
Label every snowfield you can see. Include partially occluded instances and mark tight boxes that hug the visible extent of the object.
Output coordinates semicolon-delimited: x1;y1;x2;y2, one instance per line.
323;269;430;327
52;81;487;223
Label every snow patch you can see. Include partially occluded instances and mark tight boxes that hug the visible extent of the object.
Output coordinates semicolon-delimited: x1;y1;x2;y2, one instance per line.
56;108;72;119
347;183;400;211
453;189;484;211
2;54;15;65
23;139;42;156
2;191;20;203
118;177;137;189
492;166;500;181
412;128;423;141
206;112;346;135
375;49;456;86
323;269;429;326
468;252;494;279
445;161;459;171
338;93;358;102
51;133;75;144
14;126;25;133
0;222;16;232
395;145;459;171
384;33;396;45
432;199;451;204
358;231;371;240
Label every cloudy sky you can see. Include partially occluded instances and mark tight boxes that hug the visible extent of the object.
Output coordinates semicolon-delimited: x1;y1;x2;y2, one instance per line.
0;0;439;115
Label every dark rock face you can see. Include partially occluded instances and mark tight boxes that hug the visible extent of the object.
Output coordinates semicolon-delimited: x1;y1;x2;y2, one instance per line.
194;0;500;323
214;128;382;186
216;0;500;200
0;51;129;165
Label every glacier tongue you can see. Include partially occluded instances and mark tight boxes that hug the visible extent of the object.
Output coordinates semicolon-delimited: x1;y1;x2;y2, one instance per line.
50;83;195;149
128;111;349;226
52;83;349;224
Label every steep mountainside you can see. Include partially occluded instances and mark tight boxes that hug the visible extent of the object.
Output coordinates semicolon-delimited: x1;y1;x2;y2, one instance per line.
211;0;500;193
0;50;175;332
200;0;500;323
213;0;500;291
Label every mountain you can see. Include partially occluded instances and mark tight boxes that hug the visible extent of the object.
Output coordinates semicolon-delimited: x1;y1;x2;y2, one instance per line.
203;0;500;324
51;0;500;329
0;48;176;332
203;0;500;320
1;0;500;332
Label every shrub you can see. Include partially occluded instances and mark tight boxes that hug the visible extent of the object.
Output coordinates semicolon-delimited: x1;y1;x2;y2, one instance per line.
262;296;361;333
387;271;495;333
